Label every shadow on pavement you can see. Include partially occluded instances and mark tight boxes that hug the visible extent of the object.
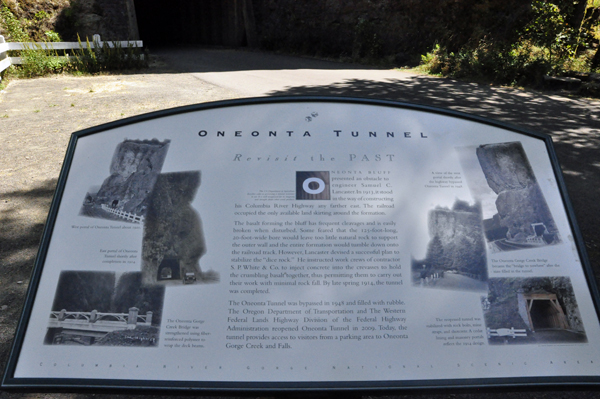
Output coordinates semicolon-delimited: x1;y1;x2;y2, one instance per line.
0;179;57;279
0;178;57;376
150;46;377;73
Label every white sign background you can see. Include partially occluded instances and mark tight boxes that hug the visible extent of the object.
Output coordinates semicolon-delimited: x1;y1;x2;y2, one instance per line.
6;99;600;390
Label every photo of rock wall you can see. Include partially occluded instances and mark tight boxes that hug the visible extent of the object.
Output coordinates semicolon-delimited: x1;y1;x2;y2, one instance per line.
482;277;586;345
475;142;561;252
141;171;218;286
44;271;165;347
80;138;170;223
411;199;488;292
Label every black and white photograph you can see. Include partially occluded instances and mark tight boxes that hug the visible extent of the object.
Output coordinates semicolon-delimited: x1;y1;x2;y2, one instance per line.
80;138;170;223
44;271;165;346
483;277;587;345
141;171;219;286
457;141;561;253
411;199;488;292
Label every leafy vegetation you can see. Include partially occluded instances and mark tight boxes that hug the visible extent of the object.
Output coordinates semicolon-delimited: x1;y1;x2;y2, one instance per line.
420;0;600;88
0;2;146;81
69;36;147;73
18;43;70;77
0;3;29;41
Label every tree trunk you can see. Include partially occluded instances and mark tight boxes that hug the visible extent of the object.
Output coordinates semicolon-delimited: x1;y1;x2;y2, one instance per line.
570;0;589;32
591;46;600;71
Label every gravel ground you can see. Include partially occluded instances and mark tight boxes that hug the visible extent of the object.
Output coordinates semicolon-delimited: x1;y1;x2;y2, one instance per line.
1;48;599;399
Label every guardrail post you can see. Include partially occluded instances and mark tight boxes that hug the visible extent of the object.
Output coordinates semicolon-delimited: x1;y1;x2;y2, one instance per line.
90;310;98;323
146;311;153;326
0;35;9;81
0;35;6;60
58;309;66;321
128;307;139;325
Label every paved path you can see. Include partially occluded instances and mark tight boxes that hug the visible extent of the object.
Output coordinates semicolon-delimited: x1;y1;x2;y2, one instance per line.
1;47;599;399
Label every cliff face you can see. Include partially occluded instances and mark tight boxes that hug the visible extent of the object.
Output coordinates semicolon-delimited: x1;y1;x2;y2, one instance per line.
66;0;138;40
55;0;138;40
0;0;138;41
52;271;115;312
476;142;559;242
424;200;487;278
142;171;206;285
428;207;481;248
95;139;169;216
253;0;530;60
495;185;557;242
476;142;536;193
550;277;586;333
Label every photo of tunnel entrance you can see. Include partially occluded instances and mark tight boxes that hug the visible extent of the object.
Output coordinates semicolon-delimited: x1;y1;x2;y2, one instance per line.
483;277;587;344
519;292;569;331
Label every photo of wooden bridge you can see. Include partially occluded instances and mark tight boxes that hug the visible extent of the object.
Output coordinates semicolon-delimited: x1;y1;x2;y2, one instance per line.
45;271;164;347
47;307;153;345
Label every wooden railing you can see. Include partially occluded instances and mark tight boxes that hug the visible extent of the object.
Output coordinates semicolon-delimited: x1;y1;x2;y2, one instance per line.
100;203;144;223
0;36;9;77
0;34;143;79
49;307;152;332
487;327;527;339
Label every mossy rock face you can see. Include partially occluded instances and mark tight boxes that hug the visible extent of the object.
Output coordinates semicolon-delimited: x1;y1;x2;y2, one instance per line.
1;0;72;41
57;0;134;41
476;142;559;242
95;139;170;216
0;0;132;42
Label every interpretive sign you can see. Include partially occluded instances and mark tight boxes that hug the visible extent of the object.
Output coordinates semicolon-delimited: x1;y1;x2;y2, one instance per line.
3;97;600;392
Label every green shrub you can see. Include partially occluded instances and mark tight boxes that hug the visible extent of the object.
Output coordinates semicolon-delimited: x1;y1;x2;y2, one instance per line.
418;1;599;92
45;30;61;42
523;0;577;67
69;36;147;74
18;43;69;78
1;3;146;81
420;40;557;87
0;4;29;42
34;10;49;21
8;37;146;78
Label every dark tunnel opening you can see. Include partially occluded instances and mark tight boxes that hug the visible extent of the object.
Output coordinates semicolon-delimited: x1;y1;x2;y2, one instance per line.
134;0;252;47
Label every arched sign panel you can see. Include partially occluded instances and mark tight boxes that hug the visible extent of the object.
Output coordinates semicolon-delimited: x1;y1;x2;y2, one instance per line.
3;97;600;392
